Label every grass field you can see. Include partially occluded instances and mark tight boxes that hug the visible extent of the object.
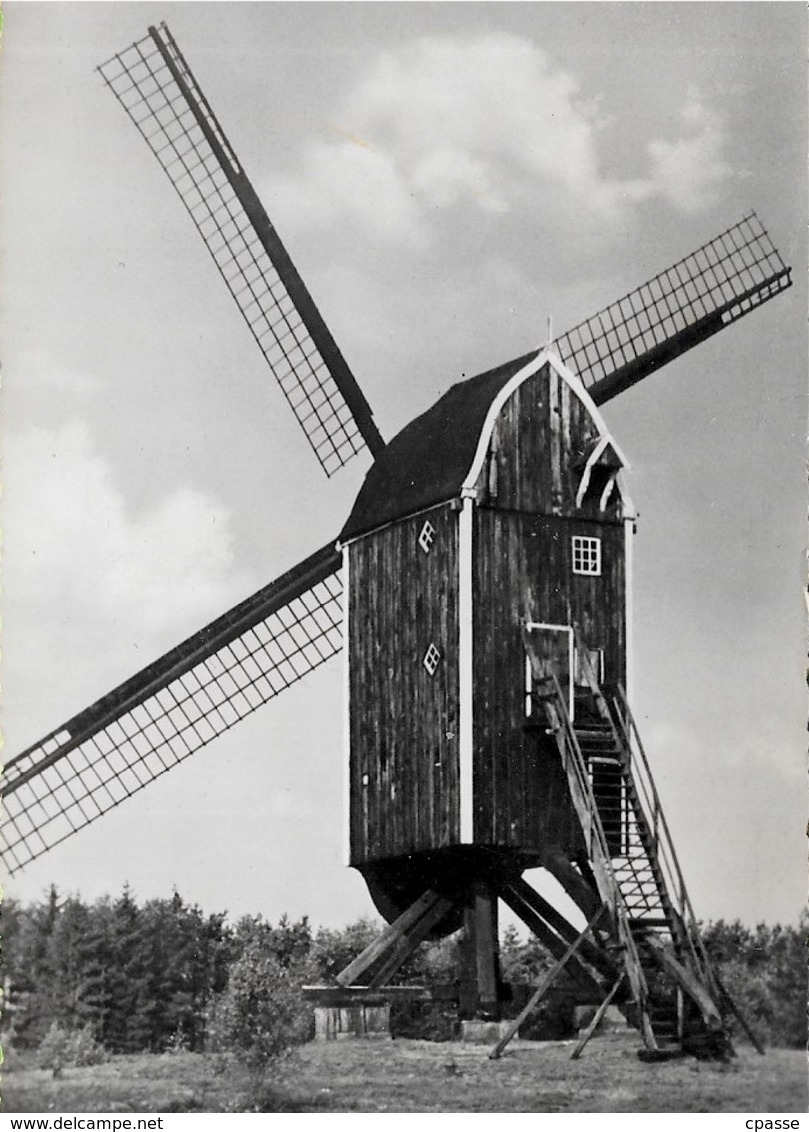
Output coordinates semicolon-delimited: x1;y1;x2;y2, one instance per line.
3;1034;806;1114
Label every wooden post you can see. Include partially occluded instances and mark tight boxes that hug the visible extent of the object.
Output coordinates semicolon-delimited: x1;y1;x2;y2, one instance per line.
570;975;623;1060
459;881;503;1019
459;902;478;1019
489;907;604;1060
713;970;764;1055
473;881;500;1017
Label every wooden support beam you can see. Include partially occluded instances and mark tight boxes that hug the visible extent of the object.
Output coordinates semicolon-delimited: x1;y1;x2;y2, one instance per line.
335;889;450;987
473;881;500;1012
570;975;623;1060
498;882;605;998
713;970;765;1055
489;908;605;1060
642;934;723;1032
504;874;617;978
302;985;431;1006
368;894;456;988
541;848;603;921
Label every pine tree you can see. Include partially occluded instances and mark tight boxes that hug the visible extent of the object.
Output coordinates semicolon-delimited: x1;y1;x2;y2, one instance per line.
74;899;113;1038
46;896;89;1030
142;895;197;1051
105;885;153;1052
11;887;63;1046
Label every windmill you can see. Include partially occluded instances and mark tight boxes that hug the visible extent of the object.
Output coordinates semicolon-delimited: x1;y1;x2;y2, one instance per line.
1;22;792;1057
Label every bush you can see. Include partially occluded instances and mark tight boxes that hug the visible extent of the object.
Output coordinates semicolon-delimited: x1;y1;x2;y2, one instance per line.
390;1000;458;1041
308;918;380;982
701;917;807;1049
37;1023;107;1077
207;945;312;1068
712;955;805;1049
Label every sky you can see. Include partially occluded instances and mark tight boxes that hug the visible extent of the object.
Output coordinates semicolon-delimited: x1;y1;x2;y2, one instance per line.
1;2;806;933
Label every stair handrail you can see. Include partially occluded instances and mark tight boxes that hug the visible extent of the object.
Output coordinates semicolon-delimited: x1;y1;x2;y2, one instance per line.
611;684;722;993
570;628;719;994
567;634;734;1044
609;691;761;1049
572;632;693;944
537;674;658;1049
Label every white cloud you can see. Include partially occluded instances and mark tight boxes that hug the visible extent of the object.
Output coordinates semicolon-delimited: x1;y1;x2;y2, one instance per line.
3;421;251;654
345;36;616;210
646;94;732;212
409;147;507;212
265;35;732;245
266;137;426;246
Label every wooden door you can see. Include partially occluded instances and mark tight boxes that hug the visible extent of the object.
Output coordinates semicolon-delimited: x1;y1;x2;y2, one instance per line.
523;623;573;719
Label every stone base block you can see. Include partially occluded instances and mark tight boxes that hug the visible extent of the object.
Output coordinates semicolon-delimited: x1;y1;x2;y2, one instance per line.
460;1019;513;1043
574;1004;630;1034
314;1004;391;1042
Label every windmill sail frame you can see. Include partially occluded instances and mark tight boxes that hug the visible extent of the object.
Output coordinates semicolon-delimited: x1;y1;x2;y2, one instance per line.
4;22;794;881
556;213;791;406
2;543;343;875
98;23;384;476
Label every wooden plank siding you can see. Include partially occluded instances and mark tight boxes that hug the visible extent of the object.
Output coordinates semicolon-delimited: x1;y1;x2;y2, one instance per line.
470;362;627;854
477;362;624;523
348;506;460;866
346;358;629;869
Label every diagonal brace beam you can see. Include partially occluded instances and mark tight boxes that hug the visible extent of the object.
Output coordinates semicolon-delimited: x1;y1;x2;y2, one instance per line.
335;889;453;988
570;975;624;1060
489;907;606;1060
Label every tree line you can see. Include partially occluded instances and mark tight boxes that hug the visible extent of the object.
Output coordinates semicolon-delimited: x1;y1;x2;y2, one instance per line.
1;886;804;1057
3;886;230;1053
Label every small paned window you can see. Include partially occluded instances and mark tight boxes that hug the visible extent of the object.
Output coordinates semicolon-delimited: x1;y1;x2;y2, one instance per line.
572;536;601;576
418;520;436;554
423;643;441;676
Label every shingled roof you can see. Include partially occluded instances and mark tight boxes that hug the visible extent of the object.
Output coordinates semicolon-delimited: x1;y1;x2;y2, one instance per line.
339;349;536;542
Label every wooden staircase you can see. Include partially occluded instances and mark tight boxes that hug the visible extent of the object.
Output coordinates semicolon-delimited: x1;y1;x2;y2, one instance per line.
574;720;685;1050
535;633;732;1058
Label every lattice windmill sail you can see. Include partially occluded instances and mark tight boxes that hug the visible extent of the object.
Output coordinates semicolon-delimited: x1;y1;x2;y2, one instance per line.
97;23;383;475
3;20;792;1058
555;213;791;404
2;543;342;874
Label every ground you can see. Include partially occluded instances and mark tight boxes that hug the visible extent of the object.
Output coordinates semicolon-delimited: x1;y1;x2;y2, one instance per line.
3;1035;805;1114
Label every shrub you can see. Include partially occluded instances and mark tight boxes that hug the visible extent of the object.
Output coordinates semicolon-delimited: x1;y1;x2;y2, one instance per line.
308;918;380;982
390;1000;458;1041
701;916;807;1049
37;1023;107;1077
713;955;806;1049
207;945;312;1068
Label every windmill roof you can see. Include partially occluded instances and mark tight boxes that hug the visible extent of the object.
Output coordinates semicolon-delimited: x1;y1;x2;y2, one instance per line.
339;349;535;542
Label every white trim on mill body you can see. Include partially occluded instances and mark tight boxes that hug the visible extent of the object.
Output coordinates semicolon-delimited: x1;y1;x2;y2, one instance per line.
340;348;638;853
624;513;635;706
547;350;632;478
455;345;639;843
575;435;628;511
341;544;351;868
460;346;636;520
460;348;550;498
523;621;575;720
458;495;474;842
